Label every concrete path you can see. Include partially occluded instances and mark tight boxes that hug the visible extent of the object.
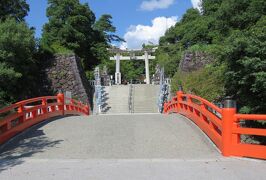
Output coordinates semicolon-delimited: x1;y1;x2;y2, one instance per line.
0;114;265;179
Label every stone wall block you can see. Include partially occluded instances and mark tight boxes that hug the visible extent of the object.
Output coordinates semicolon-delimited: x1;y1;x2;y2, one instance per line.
179;51;213;72
43;54;92;104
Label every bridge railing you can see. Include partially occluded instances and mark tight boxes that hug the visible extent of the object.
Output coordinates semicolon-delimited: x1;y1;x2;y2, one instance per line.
0;93;90;144
163;88;266;160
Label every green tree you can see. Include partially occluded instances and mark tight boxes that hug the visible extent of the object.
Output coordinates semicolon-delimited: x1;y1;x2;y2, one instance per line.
120;60;145;81
171;63;226;102
0;18;37;105
84;14;123;79
41;1;122;73
94;14;124;43
90;14;124;69
41;0;97;67
158;0;266;114
223;16;266;113
0;63;22;107
0;0;29;22
201;0;222;15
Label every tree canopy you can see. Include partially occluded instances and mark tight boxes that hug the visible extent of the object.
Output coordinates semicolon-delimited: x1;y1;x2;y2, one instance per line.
157;0;266;113
94;14;124;43
0;0;265;115
0;0;29;22
41;0;96;57
0;18;37;106
41;0;122;73
0;0;123;107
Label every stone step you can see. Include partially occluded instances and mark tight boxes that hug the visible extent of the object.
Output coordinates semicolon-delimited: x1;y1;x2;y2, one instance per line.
100;85;159;114
132;85;159;113
101;85;129;114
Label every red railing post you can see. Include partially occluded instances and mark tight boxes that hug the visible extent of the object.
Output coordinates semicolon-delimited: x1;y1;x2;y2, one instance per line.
221;97;236;157
31;109;37;119
17;104;25;123
57;92;65;115
70;99;74;111
163;102;167;113
78;102;82;112
42;98;47;114
85;104;90;115
172;97;177;113
163;102;168;113
176;85;184;113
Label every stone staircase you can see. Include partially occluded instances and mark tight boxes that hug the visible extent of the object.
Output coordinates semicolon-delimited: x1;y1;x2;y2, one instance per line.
133;84;159;113
101;85;129;114
101;84;159;114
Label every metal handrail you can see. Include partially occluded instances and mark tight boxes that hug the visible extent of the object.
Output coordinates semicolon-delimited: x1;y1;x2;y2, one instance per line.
157;66;170;113
132;84;134;113
95;85;102;113
128;82;133;113
94;67;102;114
158;83;169;113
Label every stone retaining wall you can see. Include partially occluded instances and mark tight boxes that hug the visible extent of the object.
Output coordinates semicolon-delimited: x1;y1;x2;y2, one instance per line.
43;54;92;105
179;52;213;72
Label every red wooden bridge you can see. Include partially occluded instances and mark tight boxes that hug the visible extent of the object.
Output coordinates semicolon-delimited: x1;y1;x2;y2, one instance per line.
0;87;265;179
164;87;266;160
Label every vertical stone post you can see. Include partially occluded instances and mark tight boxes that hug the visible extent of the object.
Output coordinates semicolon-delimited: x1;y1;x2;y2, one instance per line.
144;51;150;84
221;97;236;157
115;53;121;85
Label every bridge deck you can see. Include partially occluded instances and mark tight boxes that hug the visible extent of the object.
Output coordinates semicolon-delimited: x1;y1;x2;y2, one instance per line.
0;114;265;179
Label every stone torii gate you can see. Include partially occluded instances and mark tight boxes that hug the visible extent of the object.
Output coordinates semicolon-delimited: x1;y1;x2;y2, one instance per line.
109;49;155;85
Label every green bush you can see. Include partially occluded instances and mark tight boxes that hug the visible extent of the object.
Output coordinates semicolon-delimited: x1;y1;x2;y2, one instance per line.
0;18;37;106
85;70;94;80
50;42;74;55
171;63;226;102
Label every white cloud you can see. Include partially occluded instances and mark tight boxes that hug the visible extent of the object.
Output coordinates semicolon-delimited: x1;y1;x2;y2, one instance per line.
120;42;127;50
121;16;178;50
191;0;202;11
140;0;175;11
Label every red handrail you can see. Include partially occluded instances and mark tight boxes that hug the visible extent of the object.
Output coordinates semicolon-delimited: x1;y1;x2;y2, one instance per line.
0;93;90;144
164;89;266;160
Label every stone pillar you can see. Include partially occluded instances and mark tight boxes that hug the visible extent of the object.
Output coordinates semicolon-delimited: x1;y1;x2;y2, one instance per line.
115;53;121;85
144;51;150;84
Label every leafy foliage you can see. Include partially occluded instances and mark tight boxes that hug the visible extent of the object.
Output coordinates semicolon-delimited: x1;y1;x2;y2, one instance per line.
222;16;266;113
0;0;29;22
155;44;181;77
158;0;266;113
94;14;124;43
120;61;145;81
41;0;96;66
0;18;37;105
41;0;122;76
172;64;226;102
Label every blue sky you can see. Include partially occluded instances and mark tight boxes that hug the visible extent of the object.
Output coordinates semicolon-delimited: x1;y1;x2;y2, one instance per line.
26;0;200;49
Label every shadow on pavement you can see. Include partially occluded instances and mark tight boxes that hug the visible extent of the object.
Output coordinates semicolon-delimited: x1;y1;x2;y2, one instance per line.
0;116;67;172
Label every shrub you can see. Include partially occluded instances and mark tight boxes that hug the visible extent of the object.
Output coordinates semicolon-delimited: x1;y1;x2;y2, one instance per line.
171;63;226;102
